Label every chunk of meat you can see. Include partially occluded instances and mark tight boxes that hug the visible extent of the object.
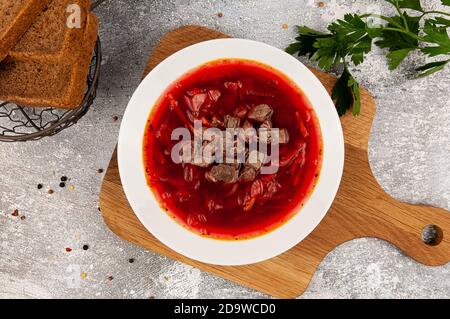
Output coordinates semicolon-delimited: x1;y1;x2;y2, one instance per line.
239;116;289;145
258;128;271;144
242;120;253;130
239;166;257;183
205;164;238;184
246;150;265;170
224;115;240;129
242;120;258;143
247;104;273;123
260;119;272;129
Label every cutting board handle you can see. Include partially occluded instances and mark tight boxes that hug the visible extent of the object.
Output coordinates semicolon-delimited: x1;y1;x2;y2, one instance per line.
308;67;449;266
311;142;450;267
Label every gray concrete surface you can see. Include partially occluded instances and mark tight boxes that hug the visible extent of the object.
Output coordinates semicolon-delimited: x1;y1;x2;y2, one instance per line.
0;0;449;299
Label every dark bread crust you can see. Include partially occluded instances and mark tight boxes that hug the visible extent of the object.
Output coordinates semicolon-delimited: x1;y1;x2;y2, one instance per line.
0;0;51;61
0;13;99;109
10;0;91;62
64;13;98;108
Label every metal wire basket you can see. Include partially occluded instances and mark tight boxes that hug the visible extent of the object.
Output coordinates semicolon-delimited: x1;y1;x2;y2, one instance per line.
0;39;102;142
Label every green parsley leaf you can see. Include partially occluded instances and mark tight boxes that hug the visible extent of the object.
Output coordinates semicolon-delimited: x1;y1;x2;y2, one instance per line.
328;14;379;65
416;59;450;77
348;74;361;116
331;66;361;116
441;0;450;6
328;14;369;39
387;48;414;70
421;20;450;56
375;13;420;68
376;13;420;50
428;17;450;27
285;42;302;55
312;36;341;70
389;0;424;12
350;34;374;65
285;26;331;58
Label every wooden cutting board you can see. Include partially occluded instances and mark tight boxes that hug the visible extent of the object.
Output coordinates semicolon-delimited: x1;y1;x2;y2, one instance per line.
99;25;450;298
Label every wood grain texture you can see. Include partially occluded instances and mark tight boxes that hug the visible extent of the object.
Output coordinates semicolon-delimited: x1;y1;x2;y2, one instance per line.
99;26;450;298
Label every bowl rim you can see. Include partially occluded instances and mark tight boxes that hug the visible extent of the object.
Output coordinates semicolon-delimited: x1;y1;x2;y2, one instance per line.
118;38;344;266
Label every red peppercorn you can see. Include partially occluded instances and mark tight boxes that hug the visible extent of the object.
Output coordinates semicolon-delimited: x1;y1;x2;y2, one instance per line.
65;247;72;252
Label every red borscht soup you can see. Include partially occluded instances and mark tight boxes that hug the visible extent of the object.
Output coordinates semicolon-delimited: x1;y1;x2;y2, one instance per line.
143;59;322;240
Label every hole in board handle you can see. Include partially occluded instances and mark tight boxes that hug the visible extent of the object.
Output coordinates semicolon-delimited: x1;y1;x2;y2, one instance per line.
421;225;443;246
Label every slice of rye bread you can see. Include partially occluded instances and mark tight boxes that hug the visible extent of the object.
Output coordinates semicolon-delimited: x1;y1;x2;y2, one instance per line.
0;0;51;61
0;13;98;109
10;0;91;62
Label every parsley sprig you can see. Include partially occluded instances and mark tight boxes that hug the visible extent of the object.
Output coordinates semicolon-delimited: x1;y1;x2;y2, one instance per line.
286;0;450;116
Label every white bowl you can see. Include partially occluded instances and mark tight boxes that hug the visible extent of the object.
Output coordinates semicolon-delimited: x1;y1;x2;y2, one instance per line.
118;39;344;266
